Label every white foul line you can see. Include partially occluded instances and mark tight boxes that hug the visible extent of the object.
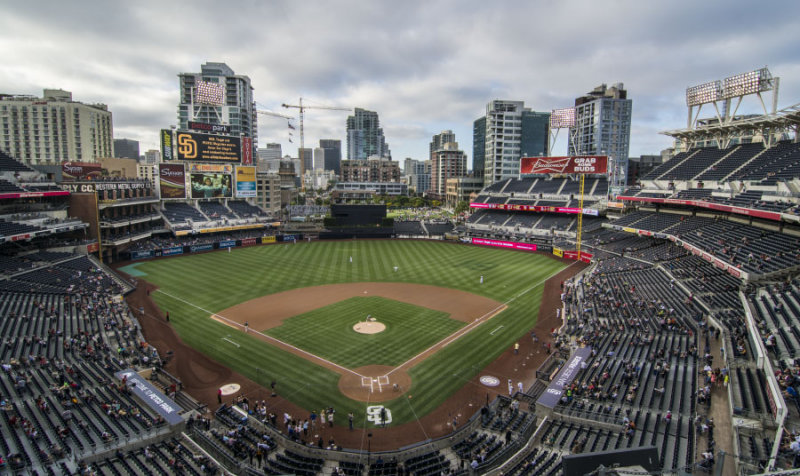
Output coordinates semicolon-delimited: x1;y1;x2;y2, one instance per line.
387;262;576;376
155;289;366;378
489;326;504;335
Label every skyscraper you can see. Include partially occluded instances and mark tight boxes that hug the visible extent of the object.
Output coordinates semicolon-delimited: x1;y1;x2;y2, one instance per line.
568;83;632;193
472;117;486;178
319;139;342;175
477;100;549;187
0;89;113;164
346;108;390;160
177;62;257;158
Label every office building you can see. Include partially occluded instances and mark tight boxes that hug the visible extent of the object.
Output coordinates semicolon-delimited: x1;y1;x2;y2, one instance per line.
143;149;160;164
177;62;257;157
404;158;431;195
346;108;390;160
299;148;312;176
114;138;140;160
568;83;632;193
477;100;549;187
257;143;282;172
0;89;113;164
319;139;342;175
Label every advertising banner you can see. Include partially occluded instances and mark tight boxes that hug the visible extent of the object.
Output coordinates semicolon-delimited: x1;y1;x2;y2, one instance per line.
115;370;183;426
261;236;277;244
469;202;599;216
520;156;608;175
553;247;564;258
131;250;153;260
218;240;236;248
158;163;186;199
471;238;538;251
241;238;257;246
241;137;253;165
190;244;213;253
175;131;241;162
162;246;184;256
62;162;102;181
160;129;173;161
235;166;256;198
617;196;783;222
86;242;100;253
537;347;593;408
188;121;231;134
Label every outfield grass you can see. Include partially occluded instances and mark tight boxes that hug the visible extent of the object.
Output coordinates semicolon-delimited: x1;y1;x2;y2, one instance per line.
133;240;567;427
266;296;463;368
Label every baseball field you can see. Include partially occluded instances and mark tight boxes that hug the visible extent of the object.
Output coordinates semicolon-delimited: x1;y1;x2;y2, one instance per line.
126;240;566;427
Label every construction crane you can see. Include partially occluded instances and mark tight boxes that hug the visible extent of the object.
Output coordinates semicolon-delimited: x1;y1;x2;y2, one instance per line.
281;97;351;178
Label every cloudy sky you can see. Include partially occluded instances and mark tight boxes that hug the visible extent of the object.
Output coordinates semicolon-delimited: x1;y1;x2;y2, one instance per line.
2;1;799;169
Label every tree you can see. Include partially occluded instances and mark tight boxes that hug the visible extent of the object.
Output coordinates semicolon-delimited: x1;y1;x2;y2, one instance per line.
454;201;470;215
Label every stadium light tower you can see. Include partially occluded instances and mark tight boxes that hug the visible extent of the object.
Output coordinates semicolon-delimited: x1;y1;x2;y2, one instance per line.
549;107;576;154
685;66;778;130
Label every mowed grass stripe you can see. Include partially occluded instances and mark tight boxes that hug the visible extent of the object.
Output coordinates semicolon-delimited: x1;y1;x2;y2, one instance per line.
141;240;566;426
265;297;463;368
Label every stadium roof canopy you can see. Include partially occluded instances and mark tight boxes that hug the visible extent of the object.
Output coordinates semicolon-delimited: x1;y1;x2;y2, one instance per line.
661;102;800;150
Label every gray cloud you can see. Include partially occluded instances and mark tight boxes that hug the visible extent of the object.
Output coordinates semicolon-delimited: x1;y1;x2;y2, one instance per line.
2;0;799;168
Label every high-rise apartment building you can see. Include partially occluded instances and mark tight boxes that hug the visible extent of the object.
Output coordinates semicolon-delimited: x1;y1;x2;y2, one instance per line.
430;131;467;198
0;89;113;164
114;138;140;160
177;62;257;157
319;139;342;175
346;108;390;160
477;100;549;187
341;157;400;183
568;83;632;193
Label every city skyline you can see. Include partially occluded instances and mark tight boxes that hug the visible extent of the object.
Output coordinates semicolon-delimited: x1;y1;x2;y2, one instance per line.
2;0;799;169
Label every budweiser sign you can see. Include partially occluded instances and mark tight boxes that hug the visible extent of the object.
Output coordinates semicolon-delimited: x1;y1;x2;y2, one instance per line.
520;156;608;175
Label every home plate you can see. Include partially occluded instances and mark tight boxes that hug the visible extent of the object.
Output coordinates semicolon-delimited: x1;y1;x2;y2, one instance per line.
220;383;241;396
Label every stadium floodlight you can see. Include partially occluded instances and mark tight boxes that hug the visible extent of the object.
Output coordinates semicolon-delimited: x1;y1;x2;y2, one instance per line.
686;80;722;106
195;81;225;106
722;67;771;99
550;108;575;129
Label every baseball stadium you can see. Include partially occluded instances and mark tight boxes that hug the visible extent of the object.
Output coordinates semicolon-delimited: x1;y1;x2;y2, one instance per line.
1;65;800;476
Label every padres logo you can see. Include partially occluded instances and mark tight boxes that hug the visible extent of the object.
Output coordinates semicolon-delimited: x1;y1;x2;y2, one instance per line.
177;134;197;159
366;405;392;425
479;376;501;387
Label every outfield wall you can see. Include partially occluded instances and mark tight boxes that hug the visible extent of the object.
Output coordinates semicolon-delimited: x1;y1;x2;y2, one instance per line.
126;234;302;261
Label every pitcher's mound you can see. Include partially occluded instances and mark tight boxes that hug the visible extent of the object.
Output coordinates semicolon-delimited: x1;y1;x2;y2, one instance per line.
353;321;386;334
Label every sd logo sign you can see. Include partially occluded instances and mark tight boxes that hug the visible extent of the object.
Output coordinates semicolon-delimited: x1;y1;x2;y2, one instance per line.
177;133;197;159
